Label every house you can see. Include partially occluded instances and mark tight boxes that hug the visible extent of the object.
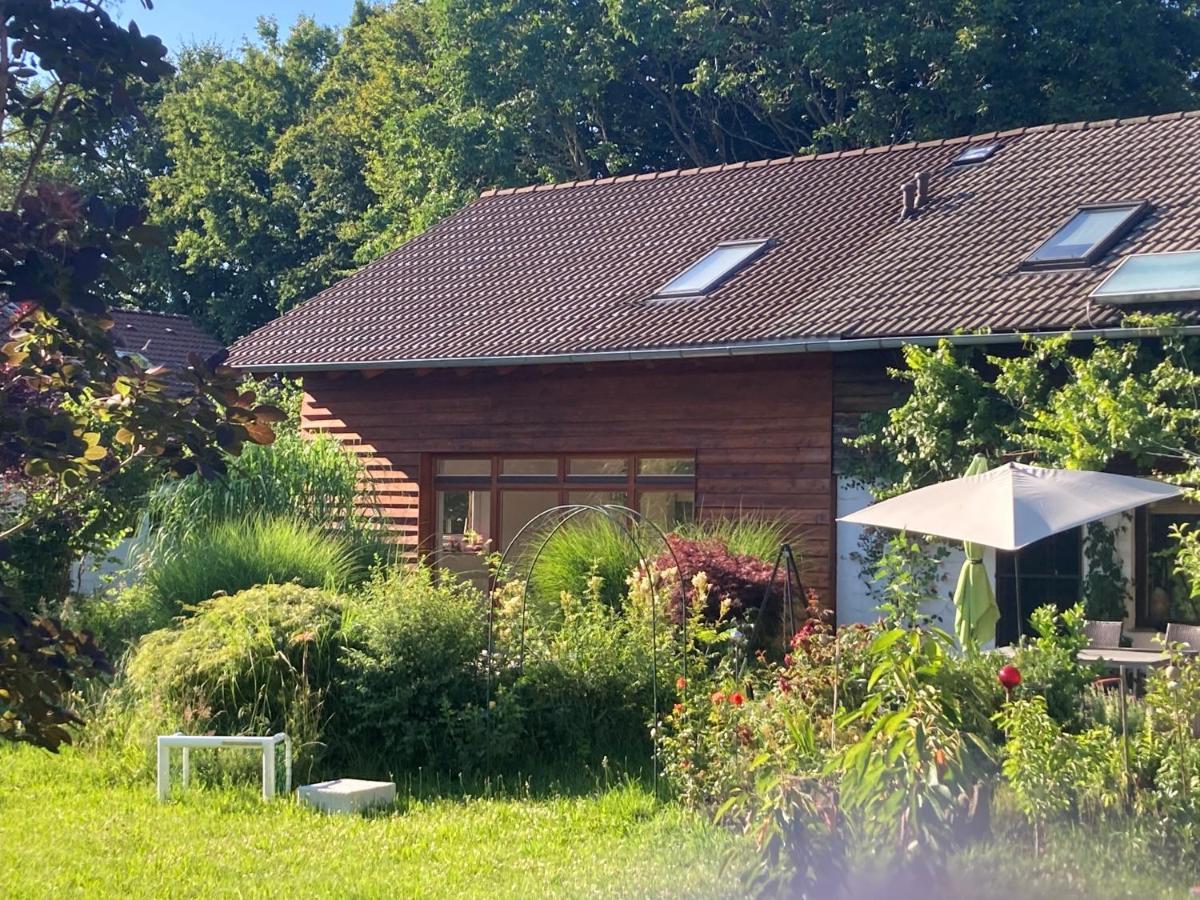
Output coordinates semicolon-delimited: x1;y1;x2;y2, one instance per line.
108;308;224;371
227;111;1200;636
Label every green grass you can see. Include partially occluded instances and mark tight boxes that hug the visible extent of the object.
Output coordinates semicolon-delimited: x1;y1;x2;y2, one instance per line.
0;745;740;899
4;745;1196;899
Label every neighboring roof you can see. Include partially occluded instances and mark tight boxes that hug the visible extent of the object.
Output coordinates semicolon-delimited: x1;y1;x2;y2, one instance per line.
109;309;223;371
227;111;1200;371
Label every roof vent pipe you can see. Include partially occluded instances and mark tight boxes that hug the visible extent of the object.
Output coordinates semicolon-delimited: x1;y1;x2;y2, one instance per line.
914;171;930;207
900;181;917;220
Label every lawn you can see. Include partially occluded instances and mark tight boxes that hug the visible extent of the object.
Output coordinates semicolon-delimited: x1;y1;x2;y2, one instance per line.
4;744;1197;899
0;746;740;899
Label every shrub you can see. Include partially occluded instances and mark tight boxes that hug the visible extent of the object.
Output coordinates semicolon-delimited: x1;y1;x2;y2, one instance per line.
146;516;358;612
499;582;664;773
654;535;777;624
329;567;490;777
1011;603;1096;728
78;582;170;656
109;584;345;777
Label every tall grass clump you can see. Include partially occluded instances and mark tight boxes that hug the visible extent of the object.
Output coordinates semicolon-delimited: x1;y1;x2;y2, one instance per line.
672;513;795;561
525;516;644;610
147;516;358;613
134;430;389;569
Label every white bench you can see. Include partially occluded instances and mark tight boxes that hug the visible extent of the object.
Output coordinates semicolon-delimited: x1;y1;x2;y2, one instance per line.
156;732;292;801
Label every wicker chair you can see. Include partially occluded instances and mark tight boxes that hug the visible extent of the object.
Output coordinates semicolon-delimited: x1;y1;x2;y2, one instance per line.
1165;622;1200;652
1083;620;1123;649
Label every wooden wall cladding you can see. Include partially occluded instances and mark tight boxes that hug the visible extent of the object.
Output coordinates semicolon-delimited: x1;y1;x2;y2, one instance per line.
302;354;837;603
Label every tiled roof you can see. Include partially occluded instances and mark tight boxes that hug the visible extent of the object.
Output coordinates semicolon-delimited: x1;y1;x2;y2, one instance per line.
227;111;1200;370
109;309;223;370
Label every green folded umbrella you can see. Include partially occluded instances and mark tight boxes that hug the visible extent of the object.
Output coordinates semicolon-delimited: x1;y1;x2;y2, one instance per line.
953;454;1001;649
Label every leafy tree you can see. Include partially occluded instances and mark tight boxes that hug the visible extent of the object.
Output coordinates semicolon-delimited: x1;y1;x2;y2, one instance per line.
151;18;366;340
1;0;282;750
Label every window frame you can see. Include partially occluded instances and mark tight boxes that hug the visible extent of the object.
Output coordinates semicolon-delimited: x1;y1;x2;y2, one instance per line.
951;143;999;166
1019;201;1151;271
1089;249;1200;305
429;452;697;562
652;239;772;299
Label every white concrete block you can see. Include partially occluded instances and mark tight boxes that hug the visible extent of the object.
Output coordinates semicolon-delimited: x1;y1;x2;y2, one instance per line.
298;778;396;814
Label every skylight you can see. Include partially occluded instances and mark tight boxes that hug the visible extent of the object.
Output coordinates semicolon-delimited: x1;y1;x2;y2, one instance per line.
1090;251;1200;304
952;143;999;166
654;239;770;298
1022;202;1150;270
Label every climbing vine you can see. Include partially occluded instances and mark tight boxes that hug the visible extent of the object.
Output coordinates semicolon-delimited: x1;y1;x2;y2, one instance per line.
847;316;1200;613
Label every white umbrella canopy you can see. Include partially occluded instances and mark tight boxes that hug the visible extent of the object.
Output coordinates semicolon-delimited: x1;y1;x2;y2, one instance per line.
839;462;1182;551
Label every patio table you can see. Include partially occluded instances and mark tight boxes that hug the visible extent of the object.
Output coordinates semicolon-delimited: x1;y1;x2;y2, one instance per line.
1076;647;1169;672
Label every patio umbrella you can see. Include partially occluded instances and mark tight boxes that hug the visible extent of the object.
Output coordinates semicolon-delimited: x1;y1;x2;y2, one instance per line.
839;462;1182;641
952;455;1000;648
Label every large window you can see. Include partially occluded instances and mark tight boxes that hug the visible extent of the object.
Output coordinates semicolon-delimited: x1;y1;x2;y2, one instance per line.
1138;501;1200;628
995;528;1082;644
433;454;696;581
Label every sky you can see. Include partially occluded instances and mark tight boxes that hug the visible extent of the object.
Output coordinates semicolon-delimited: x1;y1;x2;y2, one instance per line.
119;1;360;54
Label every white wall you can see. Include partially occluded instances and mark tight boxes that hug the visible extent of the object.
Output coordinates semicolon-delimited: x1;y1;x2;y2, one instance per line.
836;476;996;643
836;478;1139;641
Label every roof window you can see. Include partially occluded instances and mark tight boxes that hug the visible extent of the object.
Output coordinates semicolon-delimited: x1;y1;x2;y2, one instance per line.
1090;250;1200;304
952;143;999;166
1022;202;1150;270
653;239;770;298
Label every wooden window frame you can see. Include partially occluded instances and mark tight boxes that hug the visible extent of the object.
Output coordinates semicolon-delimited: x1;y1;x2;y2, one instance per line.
428;452;696;557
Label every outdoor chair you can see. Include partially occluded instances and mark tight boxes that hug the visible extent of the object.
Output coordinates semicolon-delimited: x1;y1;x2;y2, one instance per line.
1165;622;1200;653
1083;620;1123;649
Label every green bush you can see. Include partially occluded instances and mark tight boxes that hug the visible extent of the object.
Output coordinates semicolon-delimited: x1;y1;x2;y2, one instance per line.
329;567;491;777
147;516;358;612
500;585;663;774
108;583;345;777
78;582;170;656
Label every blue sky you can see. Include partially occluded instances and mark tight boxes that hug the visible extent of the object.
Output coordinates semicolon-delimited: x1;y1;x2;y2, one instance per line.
121;1;360;54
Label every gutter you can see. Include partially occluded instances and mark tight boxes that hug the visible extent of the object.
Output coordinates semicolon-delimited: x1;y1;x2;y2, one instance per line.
230;325;1200;373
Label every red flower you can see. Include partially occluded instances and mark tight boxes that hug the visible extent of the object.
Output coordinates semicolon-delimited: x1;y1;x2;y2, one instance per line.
675;676;687;691
730;691;745;706
784;653;794;667
672;703;684;715
711;690;726;705
778;677;792;694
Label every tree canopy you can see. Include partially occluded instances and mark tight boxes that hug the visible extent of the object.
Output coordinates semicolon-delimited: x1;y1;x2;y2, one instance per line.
8;0;1200;341
1;0;282;750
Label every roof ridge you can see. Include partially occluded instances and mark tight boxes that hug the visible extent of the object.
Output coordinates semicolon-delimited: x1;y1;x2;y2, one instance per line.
478;107;1200;198
111;307;193;321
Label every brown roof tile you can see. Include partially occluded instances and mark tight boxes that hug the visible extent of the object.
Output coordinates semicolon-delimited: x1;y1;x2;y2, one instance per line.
228;112;1200;370
110;309;223;370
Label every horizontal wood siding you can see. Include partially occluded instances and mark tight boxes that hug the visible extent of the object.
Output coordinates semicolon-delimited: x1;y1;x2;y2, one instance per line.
302;355;837;604
832;350;905;476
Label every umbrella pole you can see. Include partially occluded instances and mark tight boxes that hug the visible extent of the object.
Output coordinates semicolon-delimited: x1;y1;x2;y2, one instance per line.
1014;552;1025;644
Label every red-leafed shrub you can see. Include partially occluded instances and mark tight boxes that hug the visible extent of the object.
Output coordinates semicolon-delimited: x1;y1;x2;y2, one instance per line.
655;535;778;624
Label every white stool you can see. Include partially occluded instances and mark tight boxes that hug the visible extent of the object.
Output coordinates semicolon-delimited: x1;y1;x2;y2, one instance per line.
298;778;396;814
156;732;292;801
